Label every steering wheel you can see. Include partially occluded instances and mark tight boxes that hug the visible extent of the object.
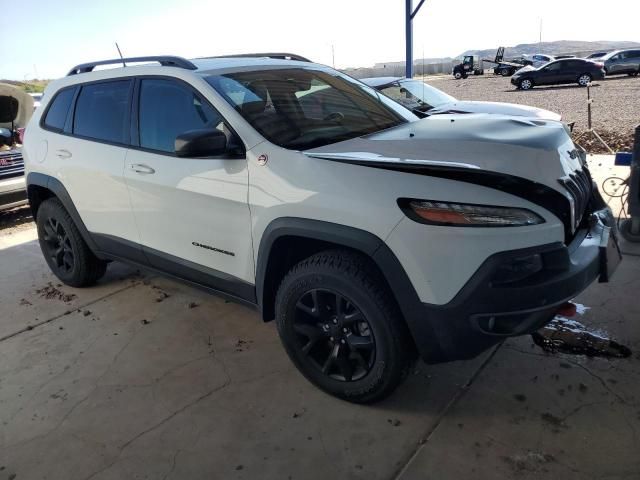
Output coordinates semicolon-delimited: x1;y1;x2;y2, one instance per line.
324;112;344;123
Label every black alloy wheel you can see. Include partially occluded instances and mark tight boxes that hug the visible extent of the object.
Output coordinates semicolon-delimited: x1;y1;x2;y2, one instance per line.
293;288;375;382
41;216;75;274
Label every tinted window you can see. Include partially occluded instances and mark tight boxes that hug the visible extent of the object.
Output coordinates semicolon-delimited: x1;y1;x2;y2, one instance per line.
43;88;75;131
74;80;131;144
207;69;407;150
566;60;586;69
138;79;224;153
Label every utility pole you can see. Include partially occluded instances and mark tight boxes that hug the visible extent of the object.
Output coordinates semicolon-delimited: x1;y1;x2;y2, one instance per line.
539;18;543;44
332;44;335;69
405;0;427;78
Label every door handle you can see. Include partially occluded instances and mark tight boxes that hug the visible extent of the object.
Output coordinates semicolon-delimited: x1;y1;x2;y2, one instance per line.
129;163;155;174
55;149;72;159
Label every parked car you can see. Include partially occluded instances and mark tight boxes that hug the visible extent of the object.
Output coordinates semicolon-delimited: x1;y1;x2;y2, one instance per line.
511;58;605;90
1;83;33;212
361;77;561;121
24;54;619;403
602;49;640;76
29;92;43;110
521;54;555;68
586;52;609;60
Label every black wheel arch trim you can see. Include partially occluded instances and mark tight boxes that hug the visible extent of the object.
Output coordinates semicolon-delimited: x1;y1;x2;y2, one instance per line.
255;217;446;360
26;172;101;254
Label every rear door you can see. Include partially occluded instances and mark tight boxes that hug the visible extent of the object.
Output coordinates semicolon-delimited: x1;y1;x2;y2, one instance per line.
42;80;139;248
123;77;254;293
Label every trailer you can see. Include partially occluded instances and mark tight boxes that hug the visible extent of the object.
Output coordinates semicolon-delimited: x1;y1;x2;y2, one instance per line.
484;47;525;77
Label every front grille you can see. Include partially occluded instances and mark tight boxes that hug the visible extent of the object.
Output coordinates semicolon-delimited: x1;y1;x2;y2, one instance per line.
558;167;593;231
0;151;24;180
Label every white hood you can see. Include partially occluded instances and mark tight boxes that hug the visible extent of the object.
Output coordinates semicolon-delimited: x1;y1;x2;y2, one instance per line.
430;100;561;122
305;114;582;194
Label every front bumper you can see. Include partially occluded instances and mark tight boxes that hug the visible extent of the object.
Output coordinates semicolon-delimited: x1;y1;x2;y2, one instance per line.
414;207;621;363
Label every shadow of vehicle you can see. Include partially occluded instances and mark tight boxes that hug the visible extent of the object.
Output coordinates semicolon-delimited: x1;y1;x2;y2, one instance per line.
0;205;33;231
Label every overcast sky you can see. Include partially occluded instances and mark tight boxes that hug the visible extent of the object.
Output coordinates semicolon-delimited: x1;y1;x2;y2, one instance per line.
3;0;639;80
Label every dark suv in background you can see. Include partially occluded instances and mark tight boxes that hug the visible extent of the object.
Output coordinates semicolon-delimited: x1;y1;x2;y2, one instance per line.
603;49;640;76
511;58;605;90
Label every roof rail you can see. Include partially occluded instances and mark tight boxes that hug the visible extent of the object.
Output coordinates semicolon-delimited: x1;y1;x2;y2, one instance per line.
67;56;198;76
203;52;312;62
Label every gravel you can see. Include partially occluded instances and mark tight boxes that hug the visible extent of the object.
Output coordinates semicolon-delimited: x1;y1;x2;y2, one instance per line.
429;74;640;153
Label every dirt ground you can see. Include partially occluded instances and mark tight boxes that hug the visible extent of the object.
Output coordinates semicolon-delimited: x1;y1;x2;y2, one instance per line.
0;156;639;480
430;74;640;153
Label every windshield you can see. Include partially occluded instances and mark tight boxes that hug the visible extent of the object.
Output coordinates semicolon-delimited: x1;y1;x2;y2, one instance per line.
601;51;620;61
206;68;413;150
378;80;456;111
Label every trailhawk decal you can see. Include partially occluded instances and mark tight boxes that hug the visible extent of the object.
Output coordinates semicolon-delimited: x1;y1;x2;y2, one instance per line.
192;241;235;257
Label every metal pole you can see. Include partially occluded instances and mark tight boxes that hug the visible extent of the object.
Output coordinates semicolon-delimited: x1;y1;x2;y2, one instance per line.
405;0;413;78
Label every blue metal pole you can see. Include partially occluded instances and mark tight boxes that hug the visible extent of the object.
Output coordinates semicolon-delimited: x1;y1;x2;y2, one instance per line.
406;0;413;78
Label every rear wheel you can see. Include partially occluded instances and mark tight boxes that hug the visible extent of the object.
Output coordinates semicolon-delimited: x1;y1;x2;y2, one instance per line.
519;78;533;90
275;250;415;403
620;219;640;243
36;198;108;287
500;68;510;77
578;73;592;86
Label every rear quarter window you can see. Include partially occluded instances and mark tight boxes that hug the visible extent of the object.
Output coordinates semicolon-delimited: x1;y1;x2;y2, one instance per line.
73;80;132;144
43;88;76;131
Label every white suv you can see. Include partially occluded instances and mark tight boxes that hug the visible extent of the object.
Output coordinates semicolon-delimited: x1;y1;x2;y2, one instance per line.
24;54;621;403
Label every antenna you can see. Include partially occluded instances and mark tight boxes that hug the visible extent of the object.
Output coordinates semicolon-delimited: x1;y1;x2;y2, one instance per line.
115;43;126;67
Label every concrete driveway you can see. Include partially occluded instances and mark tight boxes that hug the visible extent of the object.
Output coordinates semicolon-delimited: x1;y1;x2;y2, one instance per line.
1;156;639;479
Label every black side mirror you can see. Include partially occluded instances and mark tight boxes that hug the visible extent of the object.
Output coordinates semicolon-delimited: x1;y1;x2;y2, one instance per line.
175;129;228;158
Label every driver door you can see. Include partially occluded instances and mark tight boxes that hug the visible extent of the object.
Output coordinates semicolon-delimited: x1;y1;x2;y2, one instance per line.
124;77;254;289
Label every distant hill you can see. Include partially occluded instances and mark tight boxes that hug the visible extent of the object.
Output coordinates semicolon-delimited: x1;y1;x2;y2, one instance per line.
460;40;640;60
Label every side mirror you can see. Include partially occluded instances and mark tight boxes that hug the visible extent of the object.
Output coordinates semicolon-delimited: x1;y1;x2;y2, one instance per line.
175;129;227;158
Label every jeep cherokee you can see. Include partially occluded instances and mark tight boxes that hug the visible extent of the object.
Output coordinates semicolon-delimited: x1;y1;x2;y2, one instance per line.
23;54;621;403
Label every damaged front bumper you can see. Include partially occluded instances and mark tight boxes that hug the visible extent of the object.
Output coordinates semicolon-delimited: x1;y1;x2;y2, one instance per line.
414;206;622;364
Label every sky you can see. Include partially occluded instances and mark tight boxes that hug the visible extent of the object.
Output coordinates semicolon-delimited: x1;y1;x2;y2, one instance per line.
2;0;639;80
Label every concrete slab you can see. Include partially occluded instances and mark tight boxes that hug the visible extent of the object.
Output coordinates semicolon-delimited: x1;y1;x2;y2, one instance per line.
397;256;640;480
0;222;493;480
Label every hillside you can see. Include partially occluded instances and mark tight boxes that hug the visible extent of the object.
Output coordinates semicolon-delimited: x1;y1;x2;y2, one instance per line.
460;40;640;59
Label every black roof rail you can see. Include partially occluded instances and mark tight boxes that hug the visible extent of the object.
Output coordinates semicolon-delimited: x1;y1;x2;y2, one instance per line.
203;52;312;62
67;56;198;76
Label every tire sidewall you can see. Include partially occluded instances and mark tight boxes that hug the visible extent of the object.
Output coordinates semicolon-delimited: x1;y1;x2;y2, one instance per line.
275;266;398;401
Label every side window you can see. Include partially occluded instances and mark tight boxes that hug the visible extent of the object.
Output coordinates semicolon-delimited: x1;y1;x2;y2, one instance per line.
73;80;131;144
138;79;224;153
43;88;75;131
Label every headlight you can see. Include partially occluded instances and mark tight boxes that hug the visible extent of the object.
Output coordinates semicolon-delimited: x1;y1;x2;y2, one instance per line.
399;199;545;227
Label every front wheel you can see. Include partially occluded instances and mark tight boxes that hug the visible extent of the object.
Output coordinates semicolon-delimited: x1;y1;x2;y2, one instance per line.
275;250;415;403
454;71;463;80
519;78;533;90
36;198;108;287
578;73;592;86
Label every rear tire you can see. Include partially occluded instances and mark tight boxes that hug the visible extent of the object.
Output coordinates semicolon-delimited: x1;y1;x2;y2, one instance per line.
500;68;510;77
578;73;592;86
36;198;108;287
275;250;415;403
620;219;640;243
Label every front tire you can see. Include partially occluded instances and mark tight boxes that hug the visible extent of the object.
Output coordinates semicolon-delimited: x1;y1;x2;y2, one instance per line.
275;250;415;403
36;198;108;287
519;78;533;90
454;71;463;80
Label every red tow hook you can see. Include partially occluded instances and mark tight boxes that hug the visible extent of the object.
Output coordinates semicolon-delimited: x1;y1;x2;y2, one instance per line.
556;301;577;317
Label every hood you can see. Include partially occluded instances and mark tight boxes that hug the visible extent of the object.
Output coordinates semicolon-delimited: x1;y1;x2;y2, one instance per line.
305;114;582;195
429;100;561;122
0;83;34;130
